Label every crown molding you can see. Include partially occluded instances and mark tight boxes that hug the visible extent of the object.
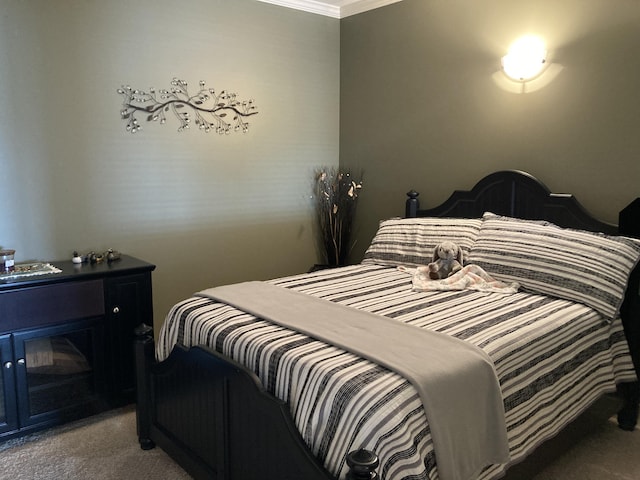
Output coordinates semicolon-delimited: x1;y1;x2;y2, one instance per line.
256;0;403;18
256;0;340;18
339;0;403;18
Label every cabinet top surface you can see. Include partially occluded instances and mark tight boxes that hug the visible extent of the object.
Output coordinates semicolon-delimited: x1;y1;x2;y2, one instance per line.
0;255;155;290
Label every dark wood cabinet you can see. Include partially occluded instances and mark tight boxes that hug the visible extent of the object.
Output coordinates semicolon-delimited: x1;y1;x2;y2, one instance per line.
0;255;155;441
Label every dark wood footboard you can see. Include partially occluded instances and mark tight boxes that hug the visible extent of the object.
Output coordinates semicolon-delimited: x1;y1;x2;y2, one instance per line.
134;325;379;480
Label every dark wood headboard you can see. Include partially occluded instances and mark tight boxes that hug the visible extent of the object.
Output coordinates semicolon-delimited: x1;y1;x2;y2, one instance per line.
405;170;617;235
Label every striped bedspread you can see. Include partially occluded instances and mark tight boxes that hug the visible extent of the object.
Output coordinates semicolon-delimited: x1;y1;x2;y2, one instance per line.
157;264;637;480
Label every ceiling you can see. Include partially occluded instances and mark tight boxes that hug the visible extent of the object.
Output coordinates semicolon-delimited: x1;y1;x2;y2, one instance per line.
257;0;404;18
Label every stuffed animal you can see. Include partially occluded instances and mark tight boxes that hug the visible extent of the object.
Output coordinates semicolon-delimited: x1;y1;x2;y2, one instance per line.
427;241;464;280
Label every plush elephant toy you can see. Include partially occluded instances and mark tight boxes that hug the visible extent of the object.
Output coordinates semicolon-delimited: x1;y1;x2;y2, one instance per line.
427;241;464;280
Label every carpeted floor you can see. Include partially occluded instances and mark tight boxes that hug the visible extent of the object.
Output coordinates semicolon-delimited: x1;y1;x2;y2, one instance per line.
0;395;638;480
504;394;640;480
0;406;191;480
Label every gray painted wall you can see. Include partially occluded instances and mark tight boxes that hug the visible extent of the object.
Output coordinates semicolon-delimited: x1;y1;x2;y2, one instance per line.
0;0;340;329
340;0;640;261
3;0;639;327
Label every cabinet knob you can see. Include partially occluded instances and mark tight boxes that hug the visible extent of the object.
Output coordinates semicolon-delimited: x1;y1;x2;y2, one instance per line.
113;306;120;314
3;361;12;369
17;358;25;366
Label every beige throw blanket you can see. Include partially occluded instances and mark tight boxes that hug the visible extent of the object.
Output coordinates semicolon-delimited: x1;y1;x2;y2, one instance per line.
402;264;520;294
198;281;510;480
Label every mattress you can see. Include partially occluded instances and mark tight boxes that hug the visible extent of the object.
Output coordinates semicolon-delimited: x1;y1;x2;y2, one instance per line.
157;264;636;480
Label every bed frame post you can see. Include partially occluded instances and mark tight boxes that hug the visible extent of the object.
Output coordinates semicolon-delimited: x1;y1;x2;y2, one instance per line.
618;203;640;431
346;449;379;479
617;382;639;431
134;323;156;450
406;190;419;218
618;264;640;431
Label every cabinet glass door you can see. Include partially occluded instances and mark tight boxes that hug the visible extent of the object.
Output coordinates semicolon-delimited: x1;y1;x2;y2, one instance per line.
0;334;18;435
14;318;105;427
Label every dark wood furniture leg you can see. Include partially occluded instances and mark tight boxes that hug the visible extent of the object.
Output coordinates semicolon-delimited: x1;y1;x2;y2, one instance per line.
134;323;155;450
618;382;640;431
619;265;640;431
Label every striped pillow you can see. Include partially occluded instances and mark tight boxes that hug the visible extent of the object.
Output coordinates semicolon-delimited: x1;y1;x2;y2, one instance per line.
362;217;482;267
468;213;640;320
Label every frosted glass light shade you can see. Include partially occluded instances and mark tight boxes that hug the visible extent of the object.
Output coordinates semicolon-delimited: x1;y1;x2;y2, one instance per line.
502;36;547;81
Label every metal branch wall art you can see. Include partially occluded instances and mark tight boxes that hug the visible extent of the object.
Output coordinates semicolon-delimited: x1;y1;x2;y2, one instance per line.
117;78;258;134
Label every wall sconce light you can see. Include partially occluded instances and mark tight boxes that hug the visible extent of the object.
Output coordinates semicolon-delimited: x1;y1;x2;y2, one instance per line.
492;35;563;94
502;36;547;81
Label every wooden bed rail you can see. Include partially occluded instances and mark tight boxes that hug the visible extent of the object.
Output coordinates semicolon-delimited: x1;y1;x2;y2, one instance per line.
134;324;380;480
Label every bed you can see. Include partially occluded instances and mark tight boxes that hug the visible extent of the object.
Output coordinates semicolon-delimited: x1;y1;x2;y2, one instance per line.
135;170;640;480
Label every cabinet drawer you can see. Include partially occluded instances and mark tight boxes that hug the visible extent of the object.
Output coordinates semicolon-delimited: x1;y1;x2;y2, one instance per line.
0;280;104;332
